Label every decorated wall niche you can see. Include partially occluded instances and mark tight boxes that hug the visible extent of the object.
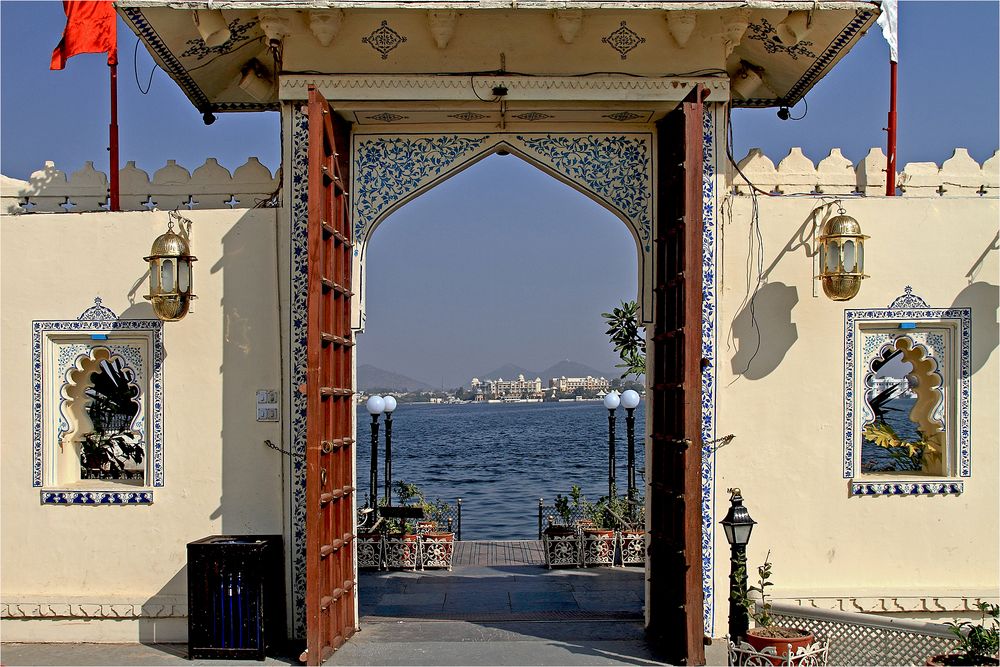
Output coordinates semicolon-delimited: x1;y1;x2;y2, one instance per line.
845;288;971;496
33;298;164;505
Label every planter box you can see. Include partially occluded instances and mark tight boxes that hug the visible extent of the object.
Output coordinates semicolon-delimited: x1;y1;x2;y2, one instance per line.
581;529;616;567
618;530;646;566
357;533;383;570
420;532;454;570
543;527;580;568
383;534;421;570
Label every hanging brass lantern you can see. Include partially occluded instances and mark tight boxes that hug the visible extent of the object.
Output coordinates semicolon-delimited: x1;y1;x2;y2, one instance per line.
144;214;197;321
818;206;868;301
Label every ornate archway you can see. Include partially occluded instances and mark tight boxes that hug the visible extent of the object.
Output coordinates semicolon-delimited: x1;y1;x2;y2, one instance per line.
287;98;722;662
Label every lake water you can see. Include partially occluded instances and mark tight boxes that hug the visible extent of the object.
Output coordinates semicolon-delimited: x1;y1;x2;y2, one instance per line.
356;400;646;540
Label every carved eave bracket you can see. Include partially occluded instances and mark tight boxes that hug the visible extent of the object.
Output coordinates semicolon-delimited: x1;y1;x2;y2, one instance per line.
665;11;697;48
427;10;458;49
308;9;344;47
553;9;583;44
258;9;291;44
722;8;752;57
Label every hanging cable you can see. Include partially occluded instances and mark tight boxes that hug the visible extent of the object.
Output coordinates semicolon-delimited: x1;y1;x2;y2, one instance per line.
133;38;157;95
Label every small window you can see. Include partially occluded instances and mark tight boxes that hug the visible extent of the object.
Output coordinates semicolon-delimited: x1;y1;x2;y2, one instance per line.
33;298;163;505
844;288;971;497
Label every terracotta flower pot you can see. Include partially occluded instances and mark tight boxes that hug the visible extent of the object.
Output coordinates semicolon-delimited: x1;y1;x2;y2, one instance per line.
744;627;814;665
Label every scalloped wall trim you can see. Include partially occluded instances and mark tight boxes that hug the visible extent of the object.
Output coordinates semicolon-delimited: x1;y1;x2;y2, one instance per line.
731;147;999;196
775;596;998;614
2;598;187;619
2;158;278;214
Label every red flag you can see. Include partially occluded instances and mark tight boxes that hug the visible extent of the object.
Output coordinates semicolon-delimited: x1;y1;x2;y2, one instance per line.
50;1;118;70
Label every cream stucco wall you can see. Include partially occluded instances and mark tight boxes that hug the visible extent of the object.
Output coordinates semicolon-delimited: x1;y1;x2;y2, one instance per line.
1;209;287;642
711;193;999;633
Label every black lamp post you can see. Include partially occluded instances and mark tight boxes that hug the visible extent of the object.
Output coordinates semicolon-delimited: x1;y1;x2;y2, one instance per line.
620;389;641;502
383;396;397;504
603;391;620;498
365;395;385;509
720;487;757;642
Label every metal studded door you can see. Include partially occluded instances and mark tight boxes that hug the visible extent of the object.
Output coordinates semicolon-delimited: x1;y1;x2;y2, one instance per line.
647;86;707;666
304;86;357;665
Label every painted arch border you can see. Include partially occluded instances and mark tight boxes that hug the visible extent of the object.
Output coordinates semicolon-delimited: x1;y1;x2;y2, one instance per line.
287;105;721;637
350;131;655;328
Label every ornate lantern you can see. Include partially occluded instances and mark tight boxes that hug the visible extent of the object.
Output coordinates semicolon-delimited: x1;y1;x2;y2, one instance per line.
144;214;197;321
818;206;868;301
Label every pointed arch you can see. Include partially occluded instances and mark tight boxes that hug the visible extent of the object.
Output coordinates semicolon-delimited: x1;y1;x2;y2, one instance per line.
350;132;654;329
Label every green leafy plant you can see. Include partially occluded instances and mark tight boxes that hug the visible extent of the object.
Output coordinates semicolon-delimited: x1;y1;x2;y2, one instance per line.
586;494;642;531
944;602;999;664
381;481;454;534
736;550;776;628
602;300;645;379
863;421;941;470
553;485;586;526
79;430;143;476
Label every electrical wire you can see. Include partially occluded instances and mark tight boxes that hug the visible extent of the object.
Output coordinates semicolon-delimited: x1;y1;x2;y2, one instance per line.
133;38;157;95
789;96;808;121
725;103;766;378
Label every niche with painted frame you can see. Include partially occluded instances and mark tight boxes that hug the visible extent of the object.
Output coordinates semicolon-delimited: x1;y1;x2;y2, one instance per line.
844;288;971;497
32;298;164;505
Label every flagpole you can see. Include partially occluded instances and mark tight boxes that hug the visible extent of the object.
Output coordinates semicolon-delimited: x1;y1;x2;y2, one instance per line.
109;59;120;211
886;59;897;196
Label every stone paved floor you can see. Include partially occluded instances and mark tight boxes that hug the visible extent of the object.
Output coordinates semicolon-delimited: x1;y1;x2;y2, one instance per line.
1;562;728;665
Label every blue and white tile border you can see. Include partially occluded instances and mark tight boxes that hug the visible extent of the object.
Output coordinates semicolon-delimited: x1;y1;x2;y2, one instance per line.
844;287;971;497
288;106;721;637
700;104;719;636
32;298;164;505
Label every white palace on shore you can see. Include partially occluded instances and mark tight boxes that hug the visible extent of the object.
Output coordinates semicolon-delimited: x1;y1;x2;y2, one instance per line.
470;374;611;399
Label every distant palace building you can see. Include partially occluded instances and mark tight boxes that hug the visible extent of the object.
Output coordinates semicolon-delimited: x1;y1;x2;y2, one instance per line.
870;376;917;399
549;375;611;394
470;374;543;399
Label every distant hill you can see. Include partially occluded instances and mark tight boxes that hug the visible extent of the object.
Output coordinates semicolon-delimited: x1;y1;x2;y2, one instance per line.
538;359;611;380
358;364;433;392
477;363;535;381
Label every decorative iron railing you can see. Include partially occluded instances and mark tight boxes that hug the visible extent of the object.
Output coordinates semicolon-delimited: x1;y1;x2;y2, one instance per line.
765;601;959;666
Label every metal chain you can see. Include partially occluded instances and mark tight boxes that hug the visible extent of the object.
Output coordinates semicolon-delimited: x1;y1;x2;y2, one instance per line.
264;439;304;459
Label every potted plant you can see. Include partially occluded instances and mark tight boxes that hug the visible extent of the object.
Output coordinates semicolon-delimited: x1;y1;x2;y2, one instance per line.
617;495;646;566
737;552;814;663
79;429;143;480
382;482;422;569
543;486;585;568
582;494;627;567
927;602;999;666
419;496;456;570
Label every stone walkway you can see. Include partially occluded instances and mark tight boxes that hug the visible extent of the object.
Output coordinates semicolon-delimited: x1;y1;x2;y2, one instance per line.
2;553;728;665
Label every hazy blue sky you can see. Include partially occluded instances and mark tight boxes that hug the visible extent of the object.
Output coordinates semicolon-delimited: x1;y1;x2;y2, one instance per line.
2;1;998;387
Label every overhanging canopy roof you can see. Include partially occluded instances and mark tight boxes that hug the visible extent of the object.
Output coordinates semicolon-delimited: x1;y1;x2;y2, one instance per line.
118;1;880;116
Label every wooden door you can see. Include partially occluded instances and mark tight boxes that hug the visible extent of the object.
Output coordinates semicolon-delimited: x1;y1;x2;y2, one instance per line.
647;85;707;665
304;85;357;665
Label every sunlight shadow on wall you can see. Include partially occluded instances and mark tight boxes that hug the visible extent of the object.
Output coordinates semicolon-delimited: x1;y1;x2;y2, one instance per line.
730;282;799;380
952;281;999;374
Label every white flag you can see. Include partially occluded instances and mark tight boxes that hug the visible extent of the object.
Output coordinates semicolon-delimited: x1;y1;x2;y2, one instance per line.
877;0;898;62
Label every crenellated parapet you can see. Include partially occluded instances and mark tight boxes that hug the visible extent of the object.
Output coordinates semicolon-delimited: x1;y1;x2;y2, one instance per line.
1;158;279;215
731;147;999;197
